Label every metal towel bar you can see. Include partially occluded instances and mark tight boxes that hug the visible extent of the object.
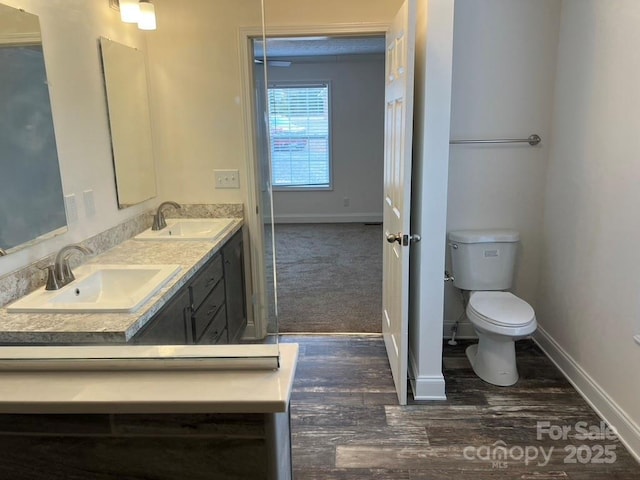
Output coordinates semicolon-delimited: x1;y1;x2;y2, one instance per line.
450;134;541;146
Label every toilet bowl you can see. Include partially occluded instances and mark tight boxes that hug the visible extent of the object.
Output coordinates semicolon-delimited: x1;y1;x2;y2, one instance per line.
465;291;536;386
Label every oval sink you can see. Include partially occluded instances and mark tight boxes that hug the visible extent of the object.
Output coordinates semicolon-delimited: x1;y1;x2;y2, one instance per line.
6;264;181;313
135;218;235;241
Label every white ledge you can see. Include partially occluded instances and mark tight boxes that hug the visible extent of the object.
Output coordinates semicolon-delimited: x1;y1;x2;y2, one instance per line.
0;344;298;414
0;344;278;370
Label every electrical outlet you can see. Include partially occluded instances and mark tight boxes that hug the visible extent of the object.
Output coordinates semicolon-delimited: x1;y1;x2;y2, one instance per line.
64;194;78;223
343;197;350;207
214;169;240;189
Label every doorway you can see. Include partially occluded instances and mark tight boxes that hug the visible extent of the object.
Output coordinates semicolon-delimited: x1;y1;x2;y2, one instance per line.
253;35;386;333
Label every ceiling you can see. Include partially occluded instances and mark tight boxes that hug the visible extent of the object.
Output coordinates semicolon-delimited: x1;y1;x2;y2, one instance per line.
253;36;385;59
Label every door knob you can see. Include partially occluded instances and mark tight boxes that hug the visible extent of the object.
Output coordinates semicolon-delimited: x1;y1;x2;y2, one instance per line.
386;233;402;244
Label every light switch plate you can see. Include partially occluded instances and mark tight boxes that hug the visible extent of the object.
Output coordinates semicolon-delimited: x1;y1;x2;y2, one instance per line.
83;189;96;217
64;194;77;223
214;169;240;189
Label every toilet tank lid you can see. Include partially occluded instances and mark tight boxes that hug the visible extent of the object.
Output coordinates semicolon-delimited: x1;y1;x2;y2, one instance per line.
449;229;520;243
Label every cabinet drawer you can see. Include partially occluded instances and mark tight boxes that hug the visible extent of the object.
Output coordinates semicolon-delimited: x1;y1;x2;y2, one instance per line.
190;254;223;311
198;307;228;345
192;280;225;342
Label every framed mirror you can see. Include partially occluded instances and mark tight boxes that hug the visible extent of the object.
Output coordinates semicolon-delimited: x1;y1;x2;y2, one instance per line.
0;3;67;255
99;36;157;208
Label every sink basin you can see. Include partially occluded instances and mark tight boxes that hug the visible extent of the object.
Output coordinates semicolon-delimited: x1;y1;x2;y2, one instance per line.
6;264;181;313
135;218;235;241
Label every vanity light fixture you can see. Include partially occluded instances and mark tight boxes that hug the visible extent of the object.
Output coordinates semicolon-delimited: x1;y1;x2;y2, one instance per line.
112;0;157;31
118;0;139;23
137;1;157;31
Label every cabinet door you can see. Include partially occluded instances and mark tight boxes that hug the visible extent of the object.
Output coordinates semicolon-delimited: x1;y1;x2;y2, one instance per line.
190;254;224;312
192;280;226;343
132;289;190;344
222;229;247;343
198;306;228;345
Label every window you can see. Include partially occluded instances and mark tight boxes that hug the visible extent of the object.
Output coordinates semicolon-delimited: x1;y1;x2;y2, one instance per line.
268;83;331;189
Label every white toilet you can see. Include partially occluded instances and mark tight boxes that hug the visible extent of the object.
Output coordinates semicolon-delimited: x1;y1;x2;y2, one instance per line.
448;229;537;386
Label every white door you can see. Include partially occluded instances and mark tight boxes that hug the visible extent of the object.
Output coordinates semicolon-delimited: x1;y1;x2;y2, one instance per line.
382;0;416;405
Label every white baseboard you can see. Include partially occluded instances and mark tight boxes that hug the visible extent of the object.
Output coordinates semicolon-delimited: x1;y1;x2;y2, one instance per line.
534;326;640;463
408;348;446;400
273;213;382;224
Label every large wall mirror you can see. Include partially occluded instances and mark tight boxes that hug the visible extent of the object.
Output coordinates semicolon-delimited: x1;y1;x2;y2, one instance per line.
99;36;157;208
0;3;67;255
0;0;278;356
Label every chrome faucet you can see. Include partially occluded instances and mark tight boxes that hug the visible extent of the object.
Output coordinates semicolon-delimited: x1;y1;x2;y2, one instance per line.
152;201;181;231
45;244;94;290
0;247;6;257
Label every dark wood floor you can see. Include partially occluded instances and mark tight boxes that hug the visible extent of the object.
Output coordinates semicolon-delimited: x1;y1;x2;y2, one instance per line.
281;335;640;479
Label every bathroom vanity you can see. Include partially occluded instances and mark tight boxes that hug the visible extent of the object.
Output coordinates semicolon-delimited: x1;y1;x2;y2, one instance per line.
0;219;246;345
0;214;295;479
132;228;246;346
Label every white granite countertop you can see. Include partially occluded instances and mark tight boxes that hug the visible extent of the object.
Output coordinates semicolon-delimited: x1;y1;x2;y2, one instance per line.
0;219;243;345
0;343;297;414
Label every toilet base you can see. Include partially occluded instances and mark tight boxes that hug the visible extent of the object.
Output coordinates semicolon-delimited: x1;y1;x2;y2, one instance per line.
466;335;519;387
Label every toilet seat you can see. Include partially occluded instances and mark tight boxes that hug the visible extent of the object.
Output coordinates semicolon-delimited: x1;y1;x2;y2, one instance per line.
468;291;536;329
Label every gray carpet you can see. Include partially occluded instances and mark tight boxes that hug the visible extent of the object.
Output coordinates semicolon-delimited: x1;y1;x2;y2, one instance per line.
274;223;382;333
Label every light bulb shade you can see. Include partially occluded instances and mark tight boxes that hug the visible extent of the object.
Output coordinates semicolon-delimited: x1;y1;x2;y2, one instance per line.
119;0;140;23
138;1;157;30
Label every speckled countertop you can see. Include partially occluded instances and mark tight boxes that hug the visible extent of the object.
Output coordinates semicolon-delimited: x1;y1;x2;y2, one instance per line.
0;219;243;345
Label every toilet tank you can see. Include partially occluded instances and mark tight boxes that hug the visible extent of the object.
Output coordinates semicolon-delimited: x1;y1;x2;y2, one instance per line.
448;229;520;291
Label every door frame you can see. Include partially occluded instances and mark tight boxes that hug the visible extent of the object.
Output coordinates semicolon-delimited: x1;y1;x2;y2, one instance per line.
238;23;391;339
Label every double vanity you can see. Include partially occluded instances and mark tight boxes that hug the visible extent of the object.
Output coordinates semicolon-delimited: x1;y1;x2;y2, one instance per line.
0;218;245;345
0;213;296;480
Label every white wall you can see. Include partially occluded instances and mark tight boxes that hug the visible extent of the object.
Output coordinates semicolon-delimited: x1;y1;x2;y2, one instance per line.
269;55;385;223
144;0;262;206
0;0;155;277
409;0;454;400
144;0;402;207
263;0;403;27
444;0;561;337
536;0;640;459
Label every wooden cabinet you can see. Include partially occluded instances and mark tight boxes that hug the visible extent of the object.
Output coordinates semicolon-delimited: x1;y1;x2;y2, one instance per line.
190;254;224;312
132;288;191;344
131;228;246;345
223;229;247;343
192;277;227;344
